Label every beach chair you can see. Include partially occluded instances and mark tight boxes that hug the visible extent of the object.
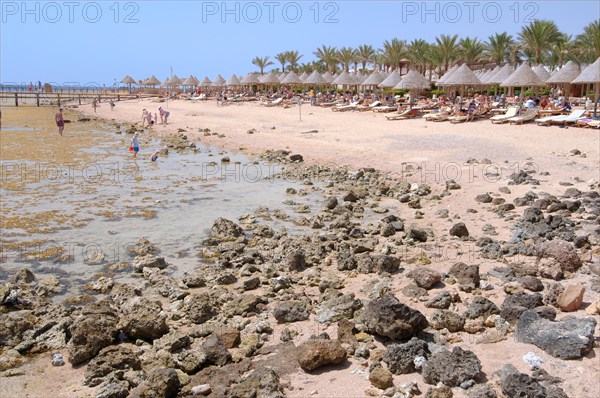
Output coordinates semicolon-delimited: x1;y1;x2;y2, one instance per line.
263;98;283;107
356;101;381;111
372;105;397;113
332;101;359;112
490;107;518;124
536;109;585;126
507;108;538;124
385;108;420;120
318;101;338;108
550;109;587;125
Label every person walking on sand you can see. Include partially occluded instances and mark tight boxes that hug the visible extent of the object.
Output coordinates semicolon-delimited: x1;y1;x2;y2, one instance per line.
131;132;140;158
92;98;97;113
55;107;65;136
109;99;115;111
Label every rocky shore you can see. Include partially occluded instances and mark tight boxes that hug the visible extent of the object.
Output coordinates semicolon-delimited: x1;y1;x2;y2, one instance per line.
1;140;599;397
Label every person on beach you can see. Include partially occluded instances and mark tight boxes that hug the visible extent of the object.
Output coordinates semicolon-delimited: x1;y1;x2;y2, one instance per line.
92;98;97;113
28;82;33;92
158;107;170;125
55;107;64;136
109;99;115;111
131;132;140;158
150;150;159;162
142;109;148;126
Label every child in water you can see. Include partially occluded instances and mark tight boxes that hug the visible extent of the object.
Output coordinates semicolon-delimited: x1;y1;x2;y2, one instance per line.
150;150;159;162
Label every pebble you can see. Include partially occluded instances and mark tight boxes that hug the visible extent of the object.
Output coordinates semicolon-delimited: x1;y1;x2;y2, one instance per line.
51;353;65;366
523;351;544;367
190;384;211;396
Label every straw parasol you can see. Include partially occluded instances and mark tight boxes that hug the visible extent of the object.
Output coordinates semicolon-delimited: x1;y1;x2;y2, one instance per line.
304;70;327;85
436;64;459;85
378;70;402;88
212;74;226;87
281;71;303;84
225;74;241;86
299;72;309;82
183;75;199;86
241;73;261;85
144;75;161;87
532;65;550;82
121;75;136;93
500;63;544;87
546;61;581;84
279;72;288;82
200;76;212;86
260;71;280;84
442;64;482;86
321;71;334;84
394;70;430;107
486;64;515;85
332;70;359;87
572;57;600;116
168;75;183;87
362;70;385;87
572;57;600;84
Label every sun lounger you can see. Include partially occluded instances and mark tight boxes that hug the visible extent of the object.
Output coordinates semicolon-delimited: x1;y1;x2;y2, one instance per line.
490;107;518;124
550;109;586;125
536;109;585;126
318;101;338;107
372;106;397;113
587;120;600;128
356;101;382;111
385;108;420;120
507;108;538;124
332;102;359;112
263;98;283;107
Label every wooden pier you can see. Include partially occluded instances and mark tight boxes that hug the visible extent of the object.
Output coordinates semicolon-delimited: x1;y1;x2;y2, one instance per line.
0;91;151;107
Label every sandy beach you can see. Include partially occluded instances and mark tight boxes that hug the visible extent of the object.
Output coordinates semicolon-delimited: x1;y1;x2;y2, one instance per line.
1;101;599;398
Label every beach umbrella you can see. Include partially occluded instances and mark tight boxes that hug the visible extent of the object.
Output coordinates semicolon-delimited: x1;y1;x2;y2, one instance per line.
201;76;212;86
332;72;339;80
362;70;384;87
394;70;430;107
442;64;482;86
332;71;359;89
212;74;226;87
281;71;303;84
225;74;242;86
480;66;500;84
436;64;459;85
160;77;170;88
500;63;544;87
259;71;280;84
121;75;136;93
144;75;161;87
299;71;309;82
241;73;261;85
168;75;183;87
321;71;334;83
572;57;600;116
278;72;288;82
546;61;581;84
378;70;402;89
182;75;199;86
304;70;327;85
532;65;551;82
486;64;515;85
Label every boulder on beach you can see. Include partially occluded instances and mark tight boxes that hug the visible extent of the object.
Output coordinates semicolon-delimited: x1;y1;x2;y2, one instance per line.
296;339;347;371
358;293;428;340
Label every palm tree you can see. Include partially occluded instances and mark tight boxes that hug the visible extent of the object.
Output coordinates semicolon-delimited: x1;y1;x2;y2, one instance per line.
298;63;314;74
382;38;406;71
459;37;485;67
548;33;574;69
407;39;431;73
485;32;514;65
251;56;274;75
428;45;446;78
357;44;376;72
518;20;563;64
275;52;287;73
285;50;303;72
337;47;356;72
435;34;459;73
313;45;338;72
574;20;600;62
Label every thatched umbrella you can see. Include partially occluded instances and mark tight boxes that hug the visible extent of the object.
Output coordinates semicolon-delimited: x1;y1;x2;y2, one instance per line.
182;75;199;93
281;71;302;84
378;70;402;89
225;74;241;86
321;71;334;84
436;64;459;85
546;60;581;98
481;66;500;84
532;65;550;83
362;70;384;89
500;63;545;109
333;70;359;92
572;56;600;116
201;76;212;87
121;75;136;93
144;75;161;87
299;72;309;82
486;64;515;85
304;70;326;85
440;63;482;100
168;75;183;89
259;71;280;92
278;72;288;83
212;74;226;87
241;73;261;85
393;70;430;107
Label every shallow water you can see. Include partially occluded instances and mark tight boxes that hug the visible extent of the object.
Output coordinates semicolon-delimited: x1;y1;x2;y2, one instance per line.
0;108;323;297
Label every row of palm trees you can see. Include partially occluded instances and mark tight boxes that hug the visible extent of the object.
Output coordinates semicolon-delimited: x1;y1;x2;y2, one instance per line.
251;20;600;79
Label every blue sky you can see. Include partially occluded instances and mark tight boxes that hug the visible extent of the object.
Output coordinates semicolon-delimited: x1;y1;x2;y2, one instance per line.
1;1;598;86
